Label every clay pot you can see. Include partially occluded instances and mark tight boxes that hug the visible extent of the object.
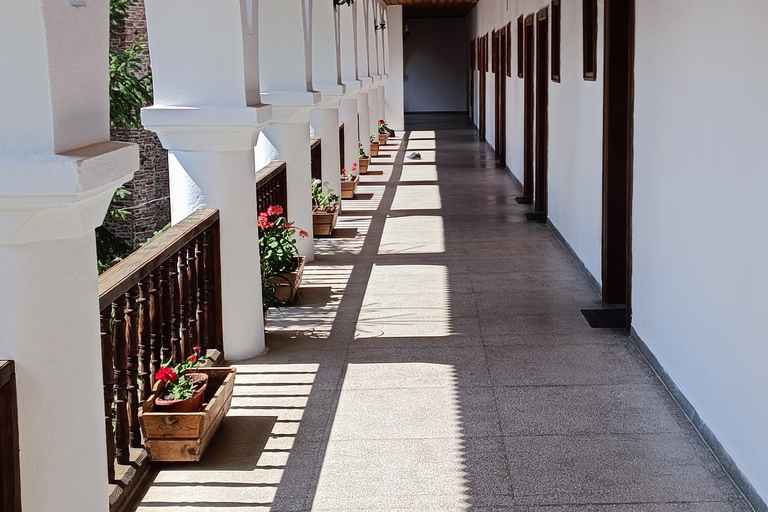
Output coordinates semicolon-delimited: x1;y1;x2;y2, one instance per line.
155;373;208;413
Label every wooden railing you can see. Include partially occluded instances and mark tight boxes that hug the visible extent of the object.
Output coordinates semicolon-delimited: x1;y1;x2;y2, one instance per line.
310;137;322;181
98;209;222;481
0;361;20;512
339;123;345;172
256;161;288;217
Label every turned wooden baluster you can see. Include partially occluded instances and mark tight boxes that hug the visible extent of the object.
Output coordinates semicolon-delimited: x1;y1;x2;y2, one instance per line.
100;309;116;482
138;279;151;400
113;296;130;465
160;262;173;364
149;271;162;379
125;287;141;449
195;235;207;351
186;242;198;355
203;230;214;349
170;253;182;364
178;249;190;361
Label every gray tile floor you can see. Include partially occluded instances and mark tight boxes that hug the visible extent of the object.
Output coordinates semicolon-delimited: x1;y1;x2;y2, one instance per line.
135;114;752;512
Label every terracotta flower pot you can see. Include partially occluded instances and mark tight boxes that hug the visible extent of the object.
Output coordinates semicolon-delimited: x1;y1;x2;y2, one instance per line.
370;141;379;156
155;373;208;413
378;133;388;145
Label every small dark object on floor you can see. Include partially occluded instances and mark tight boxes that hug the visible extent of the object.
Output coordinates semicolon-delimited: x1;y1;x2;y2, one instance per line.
582;308;627;328
525;212;547;222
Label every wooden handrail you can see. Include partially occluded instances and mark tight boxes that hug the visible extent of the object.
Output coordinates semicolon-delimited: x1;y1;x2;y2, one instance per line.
99;209;219;309
255;161;286;188
256;161;288;218
97;209;222;481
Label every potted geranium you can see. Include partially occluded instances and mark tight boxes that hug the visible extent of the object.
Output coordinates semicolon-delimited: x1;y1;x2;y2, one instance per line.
259;205;308;304
340;163;359;199
378;120;390;145
154;347;209;413
311;179;340;236
369;134;380;156
358;142;369;174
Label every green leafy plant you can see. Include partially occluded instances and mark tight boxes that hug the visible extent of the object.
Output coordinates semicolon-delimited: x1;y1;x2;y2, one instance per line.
378;119;390;134
369;133;377;143
358;141;368;159
96;186;132;272
155;346;208;401
259;205;307;279
311;179;340;213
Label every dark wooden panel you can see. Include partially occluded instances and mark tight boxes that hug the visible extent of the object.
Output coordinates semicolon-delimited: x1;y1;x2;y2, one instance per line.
534;8;550;217
552;0;561;82
583;0;598;80
0;362;20;512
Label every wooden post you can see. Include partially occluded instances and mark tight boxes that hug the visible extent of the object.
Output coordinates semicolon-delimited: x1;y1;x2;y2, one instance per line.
99;311;116;483
125;288;141;449
138;279;151;400
112;296;130;465
149;271;162;379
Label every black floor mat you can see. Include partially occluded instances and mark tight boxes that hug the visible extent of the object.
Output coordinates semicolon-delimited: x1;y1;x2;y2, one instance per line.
581;308;627;328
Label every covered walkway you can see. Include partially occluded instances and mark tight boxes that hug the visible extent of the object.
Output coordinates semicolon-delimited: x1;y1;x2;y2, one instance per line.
135;114;750;511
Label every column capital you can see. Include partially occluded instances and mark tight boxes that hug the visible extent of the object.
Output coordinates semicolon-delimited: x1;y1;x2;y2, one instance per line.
0;142;137;244
142;105;273;151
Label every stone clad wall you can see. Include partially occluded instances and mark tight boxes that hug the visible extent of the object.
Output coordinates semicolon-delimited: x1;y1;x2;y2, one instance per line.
107;0;170;247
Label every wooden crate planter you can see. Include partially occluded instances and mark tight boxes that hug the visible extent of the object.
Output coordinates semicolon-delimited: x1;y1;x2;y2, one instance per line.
341;175;359;199
359;157;369;174
312;209;338;236
266;256;305;303
139;367;236;462
378;133;388;145
369;141;379;156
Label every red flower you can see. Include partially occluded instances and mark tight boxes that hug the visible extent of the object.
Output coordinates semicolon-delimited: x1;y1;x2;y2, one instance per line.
267;205;283;216
258;212;270;229
378;119;385;124
193;345;201;353
155;367;177;384
340;168;346;175
351;163;358;171
285;222;294;229
187;354;198;363
299;230;309;238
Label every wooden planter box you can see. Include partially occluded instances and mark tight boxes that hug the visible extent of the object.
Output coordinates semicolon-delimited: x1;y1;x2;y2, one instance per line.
378;133;388;145
341;175;359;199
370;141;379;156
266;256;305;303
359;157;369;174
312;209;338;236
139;367;236;462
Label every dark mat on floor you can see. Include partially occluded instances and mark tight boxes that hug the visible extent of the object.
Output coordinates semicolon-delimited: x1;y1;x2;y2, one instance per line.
581;308;627;328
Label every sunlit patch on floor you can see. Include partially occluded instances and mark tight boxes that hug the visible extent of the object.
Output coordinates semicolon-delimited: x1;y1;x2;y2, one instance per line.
391;184;442;210
400;165;439;182
379;215;445;254
355;264;451;338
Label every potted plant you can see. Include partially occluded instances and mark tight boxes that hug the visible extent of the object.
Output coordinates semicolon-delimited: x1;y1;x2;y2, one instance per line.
340;163;359;199
358;142;369;174
154;348;209;413
369;134;380;156
378;119;390;145
259;205;308;305
140;352;237;462
311;179;340;236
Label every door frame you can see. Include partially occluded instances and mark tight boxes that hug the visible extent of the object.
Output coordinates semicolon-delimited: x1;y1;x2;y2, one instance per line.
516;14;535;204
601;0;635;325
526;7;549;222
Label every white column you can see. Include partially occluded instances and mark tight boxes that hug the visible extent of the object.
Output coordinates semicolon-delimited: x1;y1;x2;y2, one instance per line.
339;95;360;172
142;0;271;361
311;102;342;194
259;0;321;259
358;89;372;155
0;2;137;511
385;5;405;130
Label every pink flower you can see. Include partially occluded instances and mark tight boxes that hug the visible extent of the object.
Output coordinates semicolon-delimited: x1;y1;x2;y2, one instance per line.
351;163;357;171
267;205;283;217
187;354;198;363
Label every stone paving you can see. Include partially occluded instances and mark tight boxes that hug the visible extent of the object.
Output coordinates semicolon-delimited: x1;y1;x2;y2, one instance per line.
134;114;752;512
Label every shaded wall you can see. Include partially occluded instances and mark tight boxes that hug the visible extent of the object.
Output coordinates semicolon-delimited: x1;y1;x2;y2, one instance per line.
404;17;468;112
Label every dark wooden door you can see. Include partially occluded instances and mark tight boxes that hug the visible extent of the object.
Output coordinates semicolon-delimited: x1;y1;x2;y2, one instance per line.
0;362;21;512
517;15;535;204
479;34;487;139
525;8;549;222
602;0;635;318
493;30;500;159
499;26;507;166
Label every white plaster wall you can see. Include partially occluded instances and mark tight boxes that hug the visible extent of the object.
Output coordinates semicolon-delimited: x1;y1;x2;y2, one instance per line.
632;0;768;502
385;6;405;130
312;0;341;88
403;18;468;112
259;0;312;93
469;0;603;282
339;4;359;84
